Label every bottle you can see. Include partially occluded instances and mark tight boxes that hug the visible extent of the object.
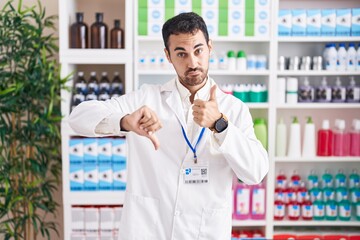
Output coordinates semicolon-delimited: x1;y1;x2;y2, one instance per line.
72;92;85;111
338;195;351;221
346;76;360;102
85;88;97;101
70;12;88;48
234;180;251;220
301;193;313;221
325;195;338;221
277;77;286;104
87;72;99;94
323;181;335;202
357;43;360;70
331;77;346;102
317;119;333;156
233;84;250;102
218;51;228;70
335;169;347;188
336;182;348;203
251;181;266;219
247;55;257;70
307;169;318;190
302;116;316;158
287;193;300;221
275;181;286;203
298;77;314;102
236;50;247;71
350;182;360;205
287;116;301;158
98;89;110;101
286;77;298;104
99;72;111;94
310;182;322;203
296;181;307;204
356;191;360;220
322;169;334;189
74;71;87;95
276;170;287;186
91;12;108;48
349;169;360;189
276;118;287;157
227;50;236;71
253;118;267;150
315;77;331;102
347;43;357;71
110;19;124;49
291;170;301;189
333;119;349;156
209;51;219;70
256;55;267;70
274;195;285;220
111;72;124;97
313;193;325;220
322;44;330;70
285;182;295;205
337;43;347;71
326;43;337;71
350;119;360;156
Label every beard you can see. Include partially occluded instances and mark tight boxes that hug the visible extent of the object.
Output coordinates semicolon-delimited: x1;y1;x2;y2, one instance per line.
178;67;208;87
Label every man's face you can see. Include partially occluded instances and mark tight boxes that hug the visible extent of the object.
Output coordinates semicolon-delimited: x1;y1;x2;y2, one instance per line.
164;30;212;89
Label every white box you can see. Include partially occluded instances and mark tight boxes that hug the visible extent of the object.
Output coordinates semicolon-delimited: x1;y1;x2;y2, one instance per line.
113;163;127;191
84;165;98;191
228;22;245;37
111;138;126;164
85;207;100;233
69;139;83;164
307;9;321;36
83;138;98;164
321;9;336;36
148;0;165;8
70;163;84;191
229;9;245;23
71;233;86;240
147;20;163;36
98;164;113;190
71;206;85;233
201;0;218;9
148;8;165;23
255;8;270;23
100;207;115;233
113;207;123;231
352;8;360;36
255;0;270;10
98;138;112;164
292;9;306;36
229;0;245;9
278;10;292;36
254;22;269;37
202;8;218;23
336;8;351;36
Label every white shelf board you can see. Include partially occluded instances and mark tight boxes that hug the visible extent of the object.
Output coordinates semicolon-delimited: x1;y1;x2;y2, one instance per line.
276;103;360;109
138;70;270;76
60;49;132;64
232;219;266;227
66;191;125;205
247;103;269;109
274;220;360;227
137;36;270;42
277;37;360;43
277;71;360;76
275;157;360;163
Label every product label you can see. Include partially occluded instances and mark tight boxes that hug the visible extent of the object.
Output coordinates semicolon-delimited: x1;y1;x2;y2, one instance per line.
236;188;250;215
357;204;360;217
326;203;337;217
314;204;325;217
252;188;265;215
288;204;300;218
339;205;351;218
278;10;292;36
274;204;285;218
302;205;313;218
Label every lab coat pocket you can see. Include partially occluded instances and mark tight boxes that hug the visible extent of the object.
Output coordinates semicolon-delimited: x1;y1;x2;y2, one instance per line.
120;193;160;239
198;206;231;240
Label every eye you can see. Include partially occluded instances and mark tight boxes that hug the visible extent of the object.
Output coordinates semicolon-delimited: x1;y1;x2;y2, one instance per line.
177;52;186;58
195;48;203;55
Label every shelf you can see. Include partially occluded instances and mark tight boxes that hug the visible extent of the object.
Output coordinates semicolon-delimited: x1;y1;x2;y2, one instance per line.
66;191;125;205
274;220;360;227
60;49;132;64
277;71;360;76
138;70;270;76
232;219;266;227
275;157;360;163
277;37;360;43
247;103;269;109
276;103;360;109
137;36;270;42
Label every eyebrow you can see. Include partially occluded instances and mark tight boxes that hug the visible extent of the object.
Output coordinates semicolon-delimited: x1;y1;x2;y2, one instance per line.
173;43;204;52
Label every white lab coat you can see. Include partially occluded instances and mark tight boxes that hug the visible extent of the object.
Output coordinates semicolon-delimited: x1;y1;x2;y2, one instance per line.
69;77;269;240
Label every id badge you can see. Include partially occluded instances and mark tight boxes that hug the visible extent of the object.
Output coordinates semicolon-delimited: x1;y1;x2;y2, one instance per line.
183;162;209;184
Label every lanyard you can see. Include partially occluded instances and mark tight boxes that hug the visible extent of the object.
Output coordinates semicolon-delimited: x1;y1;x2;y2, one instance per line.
181;126;205;164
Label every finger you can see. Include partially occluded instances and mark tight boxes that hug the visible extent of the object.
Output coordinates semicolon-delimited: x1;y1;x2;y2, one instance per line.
141;120;162;132
147;132;160;150
209;85;217;101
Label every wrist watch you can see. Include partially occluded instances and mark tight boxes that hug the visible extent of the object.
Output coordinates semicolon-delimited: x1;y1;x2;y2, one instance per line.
209;113;228;133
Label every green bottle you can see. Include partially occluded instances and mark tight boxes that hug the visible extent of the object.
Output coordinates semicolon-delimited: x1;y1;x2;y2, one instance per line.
335;182;348;203
307;169;318;190
310;182;322;203
313;193;325;220
253;118;267;150
322;169;333;189
349;168;360;189
323;181;335;203
350;182;360;205
338;195;351;221
356;191;360;221
325;195;338;221
335;169;347;188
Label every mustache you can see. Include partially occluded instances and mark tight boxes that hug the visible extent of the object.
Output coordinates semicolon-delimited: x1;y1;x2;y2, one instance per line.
185;67;203;75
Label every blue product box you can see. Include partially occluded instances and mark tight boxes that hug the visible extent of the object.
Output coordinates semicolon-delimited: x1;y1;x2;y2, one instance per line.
307;9;321;36
98;138;112;164
278;10;292;36
112;138;127;164
292;9;306;36
321;9;336;36
336;9;351;36
84;164;98;191
83;138;98;164
70;163;84;191
98;164;113;191
352;8;360;36
113;163;127;191
69;138;83;164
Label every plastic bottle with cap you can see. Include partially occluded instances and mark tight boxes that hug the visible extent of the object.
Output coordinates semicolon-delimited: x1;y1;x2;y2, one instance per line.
347;43;357;71
326;43;337;71
218;51;228;70
350;119;360;156
357;43;360;70
333;119;349;156
233;84;250;102
337;43;347;72
209;51;219;70
302;116;316;158
227;50;236;71
254;118;267;150
286;77;298;104
317;119;333;156
315;77;331;102
346;76;360;102
331;77;346;102
298;77;314;102
287;116;301;158
276;118;287;157
236;50;247;71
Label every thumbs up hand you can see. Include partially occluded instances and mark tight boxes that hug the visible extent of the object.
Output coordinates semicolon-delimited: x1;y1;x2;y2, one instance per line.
192;85;222;128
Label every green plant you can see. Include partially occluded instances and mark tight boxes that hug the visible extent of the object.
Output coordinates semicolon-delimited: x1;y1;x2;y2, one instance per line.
0;1;69;239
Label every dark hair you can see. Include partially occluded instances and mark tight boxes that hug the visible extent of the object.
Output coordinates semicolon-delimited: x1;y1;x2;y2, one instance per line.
162;12;209;51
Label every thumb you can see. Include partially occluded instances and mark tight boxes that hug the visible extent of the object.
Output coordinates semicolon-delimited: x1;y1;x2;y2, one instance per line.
209;85;217;101
146;131;160;150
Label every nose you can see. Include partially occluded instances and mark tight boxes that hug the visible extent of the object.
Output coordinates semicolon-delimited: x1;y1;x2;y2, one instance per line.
187;54;198;69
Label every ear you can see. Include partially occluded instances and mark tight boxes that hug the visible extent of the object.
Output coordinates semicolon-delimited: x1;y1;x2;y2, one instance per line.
208;39;213;53
164;48;172;63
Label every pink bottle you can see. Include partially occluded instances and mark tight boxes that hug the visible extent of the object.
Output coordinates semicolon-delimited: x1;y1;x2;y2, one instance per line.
274;195;285;220
333;119;350;156
301;193;313;220
291;170;301;189
276;169;287;186
285;182;295;205
317;119;333;156
296;181;307;204
350;119;360;156
251;181;266;219
234;180;251;219
287;193;300;220
275;181;285;203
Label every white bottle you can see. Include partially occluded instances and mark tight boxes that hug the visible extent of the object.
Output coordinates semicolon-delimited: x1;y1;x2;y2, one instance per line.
323;44;330;70
347;43;357;71
236;50;247;71
326;43;337;71
138;51;147;69
277;78;286;104
332;77;346;102
276;118;287;157
337;43;347;72
286;77;298;104
218;51;228;70
227;50;237;71
287;116;301;158
346;76;360;102
209;51;219;70
302;116;316;158
247;55;257;70
356;44;360;71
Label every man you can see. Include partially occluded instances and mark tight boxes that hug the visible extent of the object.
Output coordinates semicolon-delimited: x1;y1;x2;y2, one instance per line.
69;12;268;240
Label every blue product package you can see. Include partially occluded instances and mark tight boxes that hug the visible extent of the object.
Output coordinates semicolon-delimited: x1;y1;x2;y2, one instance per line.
321;9;336;36
69;138;83;164
352;8;360;36
84;164;98;191
112;138;127;164
336;9;351;36
113;163;127;191
83;138;98;164
292;9;306;36
99;163;113;191
70;163;84;191
307;9;321;36
98;138;112;164
278;10;292;36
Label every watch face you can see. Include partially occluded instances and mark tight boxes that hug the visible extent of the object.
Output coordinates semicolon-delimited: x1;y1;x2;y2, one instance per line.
215;118;228;133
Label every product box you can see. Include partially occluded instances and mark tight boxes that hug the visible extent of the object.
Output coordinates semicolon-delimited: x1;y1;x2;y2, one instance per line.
175;0;192;15
201;0;218;9
84;207;99;233
148;7;165;23
256;8;270;23
202;8;219;36
229;9;245;24
83;138;98;164
147;21;163;36
278;9;292;36
254;22;269;37
98;138;112;164
228;22;245;37
352;8;360;36
70;163;84;191
69;139;83;164
84;164;98;191
255;0;270;10
98;164;113;191
112;138;127;164
307;9;321;36
70;233;85;240
292;9;306;36
113;163;127;191
321;9;336;36
229;0;245;9
146;0;165;8
336;8;351;36
71;206;85;233
113;207;123;231
100;207;115;234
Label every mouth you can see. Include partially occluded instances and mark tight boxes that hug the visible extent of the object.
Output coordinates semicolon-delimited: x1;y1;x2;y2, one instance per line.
186;69;202;77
